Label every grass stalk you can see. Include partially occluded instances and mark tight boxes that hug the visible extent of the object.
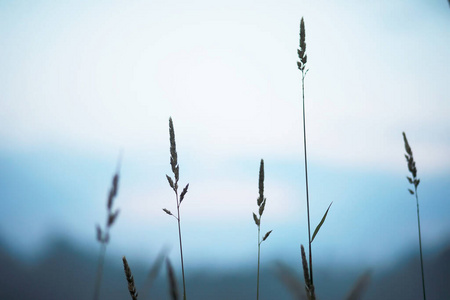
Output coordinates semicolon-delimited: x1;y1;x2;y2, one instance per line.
176;197;186;300
93;159;121;300
297;18;333;297
93;243;107;300
257;223;261;300
253;159;272;300
402;132;426;300
297;16;314;285
163;117;189;300
140;247;167;300
166;258;179;300
415;188;426;300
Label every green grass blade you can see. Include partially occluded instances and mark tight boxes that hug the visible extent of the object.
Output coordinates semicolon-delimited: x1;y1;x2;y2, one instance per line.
311;202;332;243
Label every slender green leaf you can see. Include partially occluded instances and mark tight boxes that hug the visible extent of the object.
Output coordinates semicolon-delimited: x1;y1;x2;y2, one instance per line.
311;202;332;243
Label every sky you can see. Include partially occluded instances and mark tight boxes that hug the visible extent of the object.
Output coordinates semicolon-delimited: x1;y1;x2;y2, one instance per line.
0;0;449;272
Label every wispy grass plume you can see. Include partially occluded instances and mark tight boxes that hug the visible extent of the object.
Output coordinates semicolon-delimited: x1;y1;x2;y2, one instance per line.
275;262;307;300
163;117;189;300
140;247;168;300
403;132;427;300
252;159;272;300
344;271;371;300
93;157;121;300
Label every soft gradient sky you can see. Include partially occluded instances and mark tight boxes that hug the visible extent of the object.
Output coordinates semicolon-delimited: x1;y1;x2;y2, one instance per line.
0;0;449;271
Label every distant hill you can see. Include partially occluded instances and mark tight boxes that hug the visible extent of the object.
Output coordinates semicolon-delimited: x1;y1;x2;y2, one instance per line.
0;236;448;300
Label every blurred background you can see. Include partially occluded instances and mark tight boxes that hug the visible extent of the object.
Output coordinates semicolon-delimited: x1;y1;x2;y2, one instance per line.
0;0;449;299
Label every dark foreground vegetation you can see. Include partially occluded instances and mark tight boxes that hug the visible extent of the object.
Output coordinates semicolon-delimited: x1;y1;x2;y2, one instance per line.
0;236;449;300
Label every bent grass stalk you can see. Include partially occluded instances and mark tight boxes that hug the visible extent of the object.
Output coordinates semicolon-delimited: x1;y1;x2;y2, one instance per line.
140;247;168;300
163;117;189;300
166;258;179;300
93;159;121;300
252;159;272;300
402;132;427;300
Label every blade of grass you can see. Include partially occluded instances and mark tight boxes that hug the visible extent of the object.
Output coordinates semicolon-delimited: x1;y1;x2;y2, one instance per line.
311;202;332;243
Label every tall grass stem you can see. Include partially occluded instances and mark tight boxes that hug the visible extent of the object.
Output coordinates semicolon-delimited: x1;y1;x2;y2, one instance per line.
253;159;271;300
298;17;313;285
176;191;187;300
415;188;426;300
163;117;189;300
257;226;261;300
402;132;426;300
301;70;313;285
93;243;107;300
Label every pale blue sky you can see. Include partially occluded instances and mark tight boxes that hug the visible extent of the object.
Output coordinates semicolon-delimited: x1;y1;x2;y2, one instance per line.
0;0;449;271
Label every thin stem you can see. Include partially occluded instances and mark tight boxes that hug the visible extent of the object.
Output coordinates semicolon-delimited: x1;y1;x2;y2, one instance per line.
176;191;187;300
415;187;427;300
257;225;261;300
93;242;107;300
301;70;313;285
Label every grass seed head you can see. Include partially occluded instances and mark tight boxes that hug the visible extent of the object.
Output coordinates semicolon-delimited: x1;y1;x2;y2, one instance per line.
297;17;307;71
180;184;189;203
166;175;175;190
253;212;260;226
259;199;266;216
403;132;419;189
257;159;265;206
262;230;273;242
169;117;179;183
300;245;310;287
122;256;139;300
107;173;119;210
107;209;120;227
96;225;102;242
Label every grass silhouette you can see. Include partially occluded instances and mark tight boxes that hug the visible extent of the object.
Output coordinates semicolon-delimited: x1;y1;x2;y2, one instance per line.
93;158;121;300
163;117;189;300
252;159;272;300
403;132;427;300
